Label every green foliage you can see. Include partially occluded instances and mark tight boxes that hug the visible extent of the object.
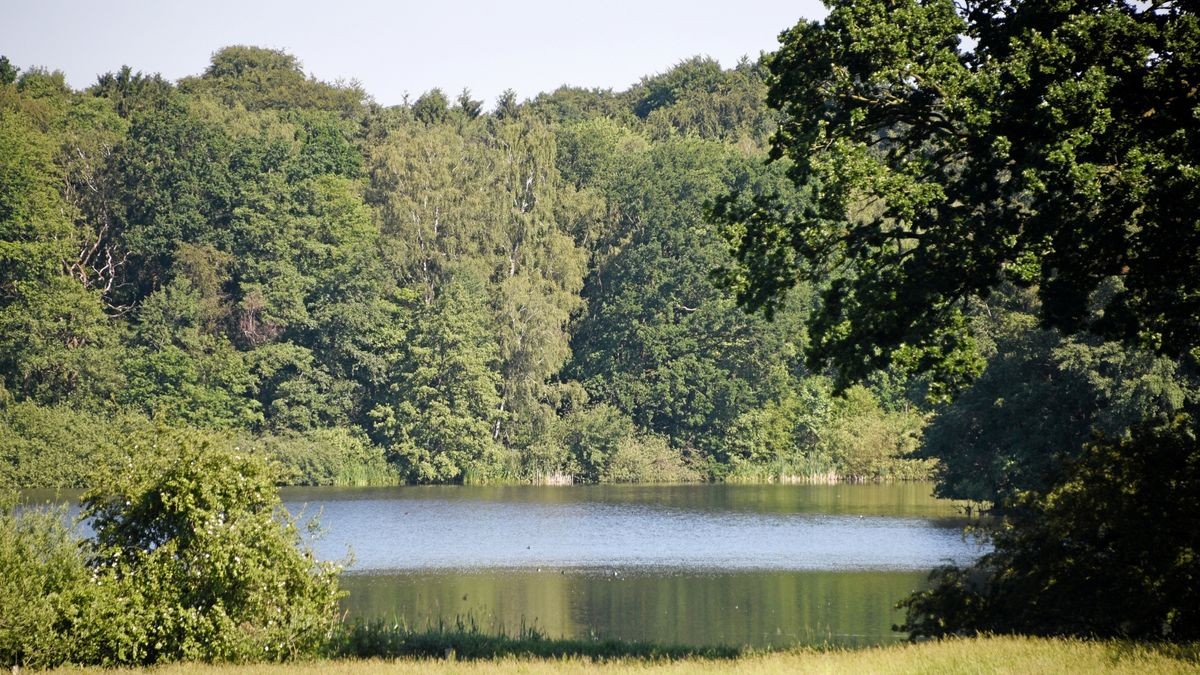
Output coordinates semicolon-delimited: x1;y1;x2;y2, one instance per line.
568;137;820;470
730;1;1200;641
82;431;344;663
724;377;833;480
0;277;122;404
0;98;71;286
637;56;776;142
0;402;137;489
632;57;726;119
370;278;504;483
90;66;174;119
412;88;450;125
555;117;648;189
903;413;1200;640
0;494;123;668
724;378;929;483
0;430;344;667
180;46;364;114
822;385;928;481
527;86;631;125
114;99;235;287
924;294;1194;504
721;0;1200;385
240;427;400;486
602;433;699;483
0;57;17;86
0;95;126;404
0;42;932;489
119;277;260;428
525;403;696;484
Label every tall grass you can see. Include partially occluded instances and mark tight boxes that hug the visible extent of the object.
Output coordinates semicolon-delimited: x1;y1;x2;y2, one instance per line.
328;617;739;661
39;636;1200;674
724;463;842;485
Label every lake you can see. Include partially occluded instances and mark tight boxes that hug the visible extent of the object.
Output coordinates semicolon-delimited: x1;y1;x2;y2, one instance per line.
281;483;983;648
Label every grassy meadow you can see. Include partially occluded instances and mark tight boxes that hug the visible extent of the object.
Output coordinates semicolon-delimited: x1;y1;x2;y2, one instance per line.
40;637;1200;674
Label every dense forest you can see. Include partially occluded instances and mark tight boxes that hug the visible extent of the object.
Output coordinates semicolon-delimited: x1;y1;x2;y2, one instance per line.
0;47;929;488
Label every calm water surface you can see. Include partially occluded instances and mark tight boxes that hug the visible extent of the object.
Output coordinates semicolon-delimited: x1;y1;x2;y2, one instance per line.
281;484;983;647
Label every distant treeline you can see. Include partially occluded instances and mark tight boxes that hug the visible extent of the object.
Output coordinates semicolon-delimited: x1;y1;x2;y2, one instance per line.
0;47;929;487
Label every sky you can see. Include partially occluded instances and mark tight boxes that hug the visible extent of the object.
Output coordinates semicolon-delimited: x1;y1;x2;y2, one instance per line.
2;0;828;108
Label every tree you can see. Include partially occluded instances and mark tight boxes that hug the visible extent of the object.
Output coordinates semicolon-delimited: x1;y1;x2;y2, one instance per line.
0;88;122;404
90;66;173;119
494;89;519;120
0;432;344;667
411;88;449;125
720;0;1200;385
902;413;1200;640
113;98;235;296
631;56;726;119
0;56;17;86
370;278;503;483
180;46;364;114
922;285;1192;504
455;88;483;119
569;137;809;466
719;0;1200;639
119;277;260;428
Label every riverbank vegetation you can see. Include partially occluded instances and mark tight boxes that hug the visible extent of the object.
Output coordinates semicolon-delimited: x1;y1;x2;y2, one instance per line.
0;48;930;489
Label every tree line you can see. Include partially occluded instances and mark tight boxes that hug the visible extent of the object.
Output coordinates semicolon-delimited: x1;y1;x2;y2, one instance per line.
0;47;928;487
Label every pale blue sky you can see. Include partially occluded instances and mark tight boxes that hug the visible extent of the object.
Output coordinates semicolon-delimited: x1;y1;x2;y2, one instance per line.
2;0;827;107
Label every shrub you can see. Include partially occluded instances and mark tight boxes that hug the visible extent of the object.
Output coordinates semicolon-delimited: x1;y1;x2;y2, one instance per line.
0;402;130;488
237;427;400;486
525;404;698;483
822;386;930;481
602;433;699;483
0;495;91;667
77;430;345;664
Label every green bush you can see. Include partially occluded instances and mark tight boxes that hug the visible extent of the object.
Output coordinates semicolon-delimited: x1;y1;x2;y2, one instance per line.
524;404;698;483
0;492;154;667
723;378;836;481
601;433;699;483
82;430;345;663
0;495;94;667
723;382;932;483
0;430;346;668
0;401;136;489
236;427;401;486
822;386;931;481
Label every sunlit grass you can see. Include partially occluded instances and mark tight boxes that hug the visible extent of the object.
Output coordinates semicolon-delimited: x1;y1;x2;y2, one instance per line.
42;636;1200;674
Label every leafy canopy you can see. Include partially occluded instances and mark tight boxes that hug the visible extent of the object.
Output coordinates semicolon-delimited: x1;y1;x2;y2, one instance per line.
718;0;1200;387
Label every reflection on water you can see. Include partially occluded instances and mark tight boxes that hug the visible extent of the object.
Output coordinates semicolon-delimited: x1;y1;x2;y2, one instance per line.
341;568;930;648
279;483;983;647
